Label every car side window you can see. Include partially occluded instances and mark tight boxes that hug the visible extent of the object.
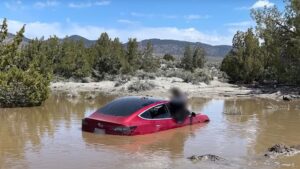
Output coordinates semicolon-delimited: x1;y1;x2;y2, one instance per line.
141;104;171;119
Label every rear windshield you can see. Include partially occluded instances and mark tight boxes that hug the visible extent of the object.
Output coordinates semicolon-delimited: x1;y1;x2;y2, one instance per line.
97;97;160;116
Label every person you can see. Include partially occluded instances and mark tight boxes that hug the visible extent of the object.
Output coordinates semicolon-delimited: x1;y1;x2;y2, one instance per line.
168;88;190;124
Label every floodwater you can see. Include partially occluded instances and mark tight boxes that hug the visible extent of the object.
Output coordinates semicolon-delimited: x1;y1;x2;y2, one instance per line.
1;93;300;169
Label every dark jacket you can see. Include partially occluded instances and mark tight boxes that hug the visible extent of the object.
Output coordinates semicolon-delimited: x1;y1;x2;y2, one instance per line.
169;96;190;123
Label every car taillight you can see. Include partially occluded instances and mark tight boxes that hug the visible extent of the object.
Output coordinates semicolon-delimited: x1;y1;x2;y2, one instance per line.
113;126;137;135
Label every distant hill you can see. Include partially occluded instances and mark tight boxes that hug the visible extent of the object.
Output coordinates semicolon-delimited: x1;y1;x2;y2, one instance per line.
137;39;231;58
6;34;231;58
4;33;30;45
64;35;96;47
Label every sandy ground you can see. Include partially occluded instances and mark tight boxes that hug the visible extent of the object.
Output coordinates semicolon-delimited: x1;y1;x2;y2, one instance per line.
50;77;290;100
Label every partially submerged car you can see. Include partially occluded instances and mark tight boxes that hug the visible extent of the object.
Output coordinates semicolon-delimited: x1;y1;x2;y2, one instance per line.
82;96;209;136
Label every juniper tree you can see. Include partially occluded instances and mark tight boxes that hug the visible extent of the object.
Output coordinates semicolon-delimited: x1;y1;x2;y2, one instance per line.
181;45;194;71
93;33;122;75
141;42;159;72
0;20;51;107
56;38;91;78
126;38;140;72
222;0;300;85
221;29;262;83
193;47;205;69
163;53;175;61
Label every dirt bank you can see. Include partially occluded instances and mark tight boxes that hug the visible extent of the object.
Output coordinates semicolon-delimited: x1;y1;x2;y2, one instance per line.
50;77;298;100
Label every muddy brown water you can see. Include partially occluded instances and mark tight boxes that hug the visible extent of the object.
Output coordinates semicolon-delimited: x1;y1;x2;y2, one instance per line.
1;93;300;169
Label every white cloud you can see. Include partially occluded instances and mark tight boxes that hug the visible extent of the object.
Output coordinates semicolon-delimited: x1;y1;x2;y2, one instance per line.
68;0;110;8
126;27;232;45
235;6;249;10
117;19;138;25
34;0;59;8
162;15;178;19
251;0;274;9
130;12;154;18
185;14;210;20
94;1;110;6
130;12;177;19
6;19;63;38
3;18;233;45
225;21;254;27
4;0;25;10
68;2;91;8
225;21;255;34
129;13;209;20
236;0;274;10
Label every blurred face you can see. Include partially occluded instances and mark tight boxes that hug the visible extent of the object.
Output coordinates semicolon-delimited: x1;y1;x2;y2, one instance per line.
170;88;182;98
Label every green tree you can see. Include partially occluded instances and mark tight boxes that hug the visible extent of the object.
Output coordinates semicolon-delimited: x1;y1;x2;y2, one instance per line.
21;38;52;81
56;39;91;78
248;0;300;84
163;53;175;61
44;36;61;70
141;42;159;72
0;20;51;107
0;18;8;44
285;0;300;84
125;38;140;72
251;6;285;82
181;45;193;71
221;29;263;83
193;47;206;69
93;33;122;76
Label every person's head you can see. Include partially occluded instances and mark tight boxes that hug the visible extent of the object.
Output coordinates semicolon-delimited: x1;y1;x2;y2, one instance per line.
170;87;183;98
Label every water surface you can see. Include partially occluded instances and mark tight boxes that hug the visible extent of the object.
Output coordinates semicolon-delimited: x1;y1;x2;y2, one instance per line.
1;93;300;169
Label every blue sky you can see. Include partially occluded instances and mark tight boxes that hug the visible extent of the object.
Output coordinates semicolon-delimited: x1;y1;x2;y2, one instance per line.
0;0;285;45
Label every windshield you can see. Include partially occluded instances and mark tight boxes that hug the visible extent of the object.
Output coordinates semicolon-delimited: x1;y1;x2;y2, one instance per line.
97;97;162;117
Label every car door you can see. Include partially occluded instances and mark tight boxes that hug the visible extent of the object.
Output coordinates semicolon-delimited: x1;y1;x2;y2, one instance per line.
140;103;178;132
149;104;176;131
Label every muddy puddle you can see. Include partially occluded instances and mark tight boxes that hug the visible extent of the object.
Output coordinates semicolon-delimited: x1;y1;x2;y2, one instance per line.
1;93;300;169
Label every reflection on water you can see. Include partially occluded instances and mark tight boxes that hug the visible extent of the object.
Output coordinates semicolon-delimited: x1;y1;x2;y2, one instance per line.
0;94;300;169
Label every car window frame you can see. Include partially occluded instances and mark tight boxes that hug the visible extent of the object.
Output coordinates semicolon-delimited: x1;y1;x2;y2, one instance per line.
139;103;172;120
96;97;159;117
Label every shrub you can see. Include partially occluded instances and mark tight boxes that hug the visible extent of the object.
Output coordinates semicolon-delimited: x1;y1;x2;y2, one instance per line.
193;69;212;84
135;70;156;80
0;20;51;107
114;76;130;87
0;68;50;107
159;68;212;84
127;81;156;92
163;53;175;61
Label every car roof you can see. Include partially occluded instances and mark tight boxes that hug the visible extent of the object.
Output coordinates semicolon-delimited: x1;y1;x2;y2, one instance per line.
96;96;167;117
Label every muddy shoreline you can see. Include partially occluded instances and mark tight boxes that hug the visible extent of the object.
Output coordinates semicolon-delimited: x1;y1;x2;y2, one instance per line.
50;77;300;101
2;88;300;169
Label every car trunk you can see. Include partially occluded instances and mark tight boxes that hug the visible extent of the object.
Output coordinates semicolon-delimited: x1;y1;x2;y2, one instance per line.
82;117;137;135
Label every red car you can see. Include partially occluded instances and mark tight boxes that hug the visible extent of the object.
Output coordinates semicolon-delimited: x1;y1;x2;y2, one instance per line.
82;96;209;136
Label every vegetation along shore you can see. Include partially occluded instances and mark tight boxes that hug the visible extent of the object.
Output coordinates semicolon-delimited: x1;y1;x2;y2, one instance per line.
1;0;300;107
